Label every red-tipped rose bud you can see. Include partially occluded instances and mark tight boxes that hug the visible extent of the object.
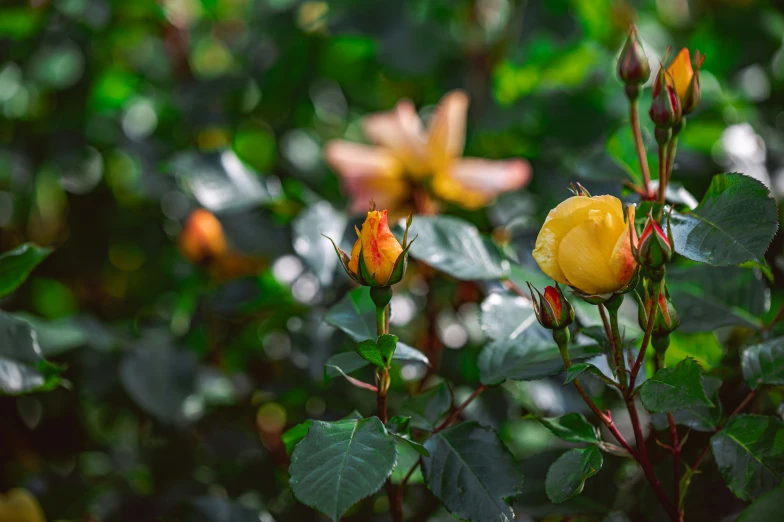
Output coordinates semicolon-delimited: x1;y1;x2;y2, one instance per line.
634;211;673;270
649;67;681;131
527;283;575;330
618;25;651;96
636;280;680;351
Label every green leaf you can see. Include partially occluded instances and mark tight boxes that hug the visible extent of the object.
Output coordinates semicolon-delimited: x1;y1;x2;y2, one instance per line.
710;414;784;501
377;334;397;366
0;243;52;297
639;357;712;413
670;173;778;266
741;339;784;390
355;339;385;368
407;215;509;280
282;420;313;455
480;292;549;341
563;362;607;385
324;344;428;380
651;376;723;433
0;311;58;395
399;381;452;431
537;413;599;444
602;512;632;522
325;287;376;342
668;265;765;332
545;446;603;504
289;417;398;521
738;485;784;522
478;336;602;386
325;288;428;371
422;422;522;522
392;433;430;457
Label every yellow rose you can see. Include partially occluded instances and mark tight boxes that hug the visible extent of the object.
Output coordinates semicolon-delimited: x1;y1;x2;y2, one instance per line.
348;210;404;285
0;489;46;522
533;195;637;295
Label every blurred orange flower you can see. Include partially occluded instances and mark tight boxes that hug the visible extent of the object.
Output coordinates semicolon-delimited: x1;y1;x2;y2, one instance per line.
324;90;531;212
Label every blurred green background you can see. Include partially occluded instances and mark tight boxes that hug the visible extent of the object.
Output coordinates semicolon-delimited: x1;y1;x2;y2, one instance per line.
2;0;784;520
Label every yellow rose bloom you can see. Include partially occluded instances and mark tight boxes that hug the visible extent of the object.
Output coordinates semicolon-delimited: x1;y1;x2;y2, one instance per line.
533;195;637;295
0;489;46;522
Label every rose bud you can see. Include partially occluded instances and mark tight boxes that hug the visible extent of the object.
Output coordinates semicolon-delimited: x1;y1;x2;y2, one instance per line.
527;283;575;330
680;50;704;115
633;211;673;270
636;280;680;349
533;195;637;297
178;209;228;265
617;25;651;94
325;208;415;288
649;66;681;130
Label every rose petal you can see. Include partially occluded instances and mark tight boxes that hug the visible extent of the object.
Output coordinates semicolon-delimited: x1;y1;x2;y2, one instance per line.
323;140;409;211
431;157;531;210
558;211;624;295
427;90;469;170
666;48;693;102
362;100;429;175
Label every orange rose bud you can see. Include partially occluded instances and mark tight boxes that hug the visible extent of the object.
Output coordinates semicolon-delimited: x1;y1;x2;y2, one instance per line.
326;208;416;288
666;48;694;105
528;283;574;330
179;209;228;264
348;210;403;285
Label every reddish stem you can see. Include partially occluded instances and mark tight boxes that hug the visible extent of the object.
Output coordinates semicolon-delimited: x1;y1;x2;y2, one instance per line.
630;99;654;199
434;385;487;433
668;413;682;518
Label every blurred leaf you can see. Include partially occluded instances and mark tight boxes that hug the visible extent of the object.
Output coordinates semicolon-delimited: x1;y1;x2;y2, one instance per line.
392;434;430;457
602;512;632;522
390;440;424;485
480;292;548;341
478;336;602;386
0;311;58;395
183;497;260;522
545;446;603;504
665;332;724;372
171;150;270;213
283;420;313;455
606;125;655;185
639;358;712;413
670;173;778;266
119;340;198;425
408;216;509;280
399;381;452;431
741;339;784;390
289;417;397;521
537;413;600;444
422;422;522;522
668;265;765;332
711;415;784;501
738;485;784;522
0;243;51;298
293;201;347;285
651;376;723;433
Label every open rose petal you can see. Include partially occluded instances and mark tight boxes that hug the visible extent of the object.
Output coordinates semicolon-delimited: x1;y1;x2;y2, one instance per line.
323;140;409;212
362;100;429;175
427;90;469;170
432;157;531;210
